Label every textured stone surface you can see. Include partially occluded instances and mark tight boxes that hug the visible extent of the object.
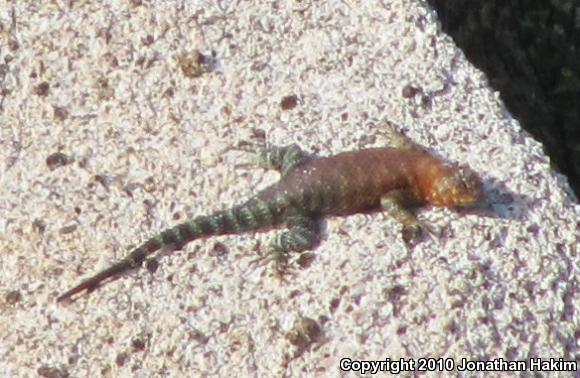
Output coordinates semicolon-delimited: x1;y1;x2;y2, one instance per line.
0;1;578;376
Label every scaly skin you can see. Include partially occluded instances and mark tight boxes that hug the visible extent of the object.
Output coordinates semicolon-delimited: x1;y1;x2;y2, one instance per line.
57;138;483;302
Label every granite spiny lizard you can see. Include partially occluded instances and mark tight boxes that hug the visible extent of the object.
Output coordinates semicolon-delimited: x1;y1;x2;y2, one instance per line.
57;131;483;302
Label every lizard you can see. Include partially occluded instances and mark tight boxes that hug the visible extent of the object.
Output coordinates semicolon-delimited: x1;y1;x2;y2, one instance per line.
57;130;483;303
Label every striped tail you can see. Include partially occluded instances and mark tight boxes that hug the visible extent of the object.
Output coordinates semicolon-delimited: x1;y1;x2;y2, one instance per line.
57;198;282;302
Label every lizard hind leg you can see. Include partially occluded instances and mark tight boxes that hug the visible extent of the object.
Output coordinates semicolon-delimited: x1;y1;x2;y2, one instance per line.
230;142;309;175
255;143;309;175
252;209;320;271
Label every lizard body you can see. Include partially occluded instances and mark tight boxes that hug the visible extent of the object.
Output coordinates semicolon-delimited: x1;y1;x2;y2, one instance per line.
57;137;483;302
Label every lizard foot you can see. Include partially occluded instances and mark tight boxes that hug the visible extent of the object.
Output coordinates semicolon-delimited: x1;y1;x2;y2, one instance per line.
249;249;291;274
402;222;436;246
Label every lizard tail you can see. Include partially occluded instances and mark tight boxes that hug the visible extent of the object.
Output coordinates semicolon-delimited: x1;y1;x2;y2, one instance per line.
57;198;281;302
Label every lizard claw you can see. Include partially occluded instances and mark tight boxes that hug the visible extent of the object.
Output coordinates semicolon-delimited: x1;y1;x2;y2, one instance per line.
223;140;267;154
249;249;291;277
223;141;270;170
402;223;425;245
402;221;437;246
250;249;285;267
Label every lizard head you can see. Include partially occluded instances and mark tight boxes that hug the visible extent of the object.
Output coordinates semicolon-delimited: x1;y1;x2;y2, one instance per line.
426;164;484;208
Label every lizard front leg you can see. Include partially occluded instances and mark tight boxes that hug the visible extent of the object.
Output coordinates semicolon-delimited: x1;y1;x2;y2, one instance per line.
374;123;417;150
380;190;425;244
